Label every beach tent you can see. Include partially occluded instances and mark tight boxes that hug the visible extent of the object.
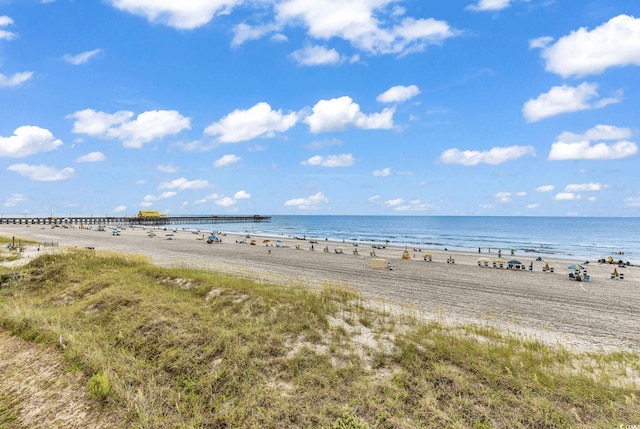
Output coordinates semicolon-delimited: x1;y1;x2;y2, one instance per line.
478;257;491;267
295;243;304;249
207;235;219;243
507;259;523;269
423;253;432;262
250;239;257;245
493;258;505;268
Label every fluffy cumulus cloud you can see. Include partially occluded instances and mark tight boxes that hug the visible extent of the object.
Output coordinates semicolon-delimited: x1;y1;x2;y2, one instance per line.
439;145;536;166
538;15;640;78
305;96;394;133
466;0;511;12
108;0;242;30
8;163;74;181
548;124;637;161
234;190;251;199
522;83;620;122
0;15;16;40
0;126;63;157
214;154;242;168
205;102;298;143
302;154;354;167
536;185;555;193
64;49;103;65
554;192;581;201
158;177;210;190
68;109;190;148
376;85;420;103
372;167;391;177
3;193;26;208
284;192;328;210
75;152;105;163
290;45;342;66
140;191;176;207
0;71;34;88
275;0;456;56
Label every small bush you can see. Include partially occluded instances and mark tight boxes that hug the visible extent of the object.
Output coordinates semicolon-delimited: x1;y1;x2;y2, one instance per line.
332;408;369;429
87;372;111;401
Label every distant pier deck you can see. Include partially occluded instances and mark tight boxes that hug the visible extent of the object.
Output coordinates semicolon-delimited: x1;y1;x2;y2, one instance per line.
0;215;271;227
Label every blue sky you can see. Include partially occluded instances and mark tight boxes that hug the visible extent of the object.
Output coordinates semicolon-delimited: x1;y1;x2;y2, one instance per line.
1;0;639;217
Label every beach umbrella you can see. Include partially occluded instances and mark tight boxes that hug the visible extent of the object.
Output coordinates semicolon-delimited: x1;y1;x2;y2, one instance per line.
263;239;270;244
493;258;506;263
567;264;584;271
208;235;219;241
508;260;522;265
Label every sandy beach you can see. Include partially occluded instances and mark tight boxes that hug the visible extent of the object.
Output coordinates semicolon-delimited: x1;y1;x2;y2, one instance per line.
2;224;639;353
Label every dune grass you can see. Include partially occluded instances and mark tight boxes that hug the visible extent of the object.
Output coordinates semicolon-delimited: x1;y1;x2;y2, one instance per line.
0;248;638;428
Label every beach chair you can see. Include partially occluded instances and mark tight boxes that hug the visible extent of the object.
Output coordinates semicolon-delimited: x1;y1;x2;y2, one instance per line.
620;273;624;280
568;273;576;280
583;274;590;282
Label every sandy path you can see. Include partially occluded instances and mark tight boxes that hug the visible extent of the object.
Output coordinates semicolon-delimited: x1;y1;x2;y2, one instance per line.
3;224;639;353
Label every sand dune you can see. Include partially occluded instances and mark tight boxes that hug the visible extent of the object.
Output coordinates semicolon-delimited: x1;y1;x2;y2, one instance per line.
3;224;639;353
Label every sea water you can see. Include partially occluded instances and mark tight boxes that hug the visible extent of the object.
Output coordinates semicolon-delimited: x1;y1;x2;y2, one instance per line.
173;216;639;265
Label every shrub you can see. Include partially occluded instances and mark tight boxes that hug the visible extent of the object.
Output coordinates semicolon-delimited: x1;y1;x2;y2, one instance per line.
87;372;111;401
332;408;369;429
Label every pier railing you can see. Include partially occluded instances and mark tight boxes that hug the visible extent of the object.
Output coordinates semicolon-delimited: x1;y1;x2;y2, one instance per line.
0;215;271;226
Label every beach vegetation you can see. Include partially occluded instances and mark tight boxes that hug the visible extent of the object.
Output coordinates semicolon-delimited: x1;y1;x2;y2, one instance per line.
0;248;638;427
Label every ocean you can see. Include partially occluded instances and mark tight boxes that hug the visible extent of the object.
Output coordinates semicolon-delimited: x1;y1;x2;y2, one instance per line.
173;216;640;265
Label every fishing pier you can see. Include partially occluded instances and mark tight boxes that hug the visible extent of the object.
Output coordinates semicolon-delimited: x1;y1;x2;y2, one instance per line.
0;214;271;227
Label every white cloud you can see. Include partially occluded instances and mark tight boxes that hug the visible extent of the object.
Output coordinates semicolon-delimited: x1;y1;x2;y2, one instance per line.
302;154;354;167
564;183;605;192
275;0;456;56
291;45;342;66
215;197;236;207
284;191;328;210
536;185;555;193
140;192;176;207
8;163;75;181
234;190;251;199
214;154;242;168
159;177;210;191
0;71;34;87
554;192;581;201
548;124;638;161
0;126;63;157
64;49;103;65
388;199;435;212
113;205;127;213
205;102;298;143
385;198;404;207
305;96;394;133
157;164;177;173
0;15;16;40
527;203;540;209
625;197;640;207
372;167;391;177
466;0;511;12
539;15;640;78
232;22;278;46
522;83;620;122
368;195;380;202
376;85;420;103
76;151;105;163
529;36;553;49
68;109;190;148
494;192;512;203
439;145;535;166
3;193;25;208
108;0;241;30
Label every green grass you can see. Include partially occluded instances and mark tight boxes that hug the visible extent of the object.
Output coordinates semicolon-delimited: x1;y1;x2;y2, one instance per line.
0;248;638;428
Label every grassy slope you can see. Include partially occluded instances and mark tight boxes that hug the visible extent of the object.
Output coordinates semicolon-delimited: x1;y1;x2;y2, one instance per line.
0;249;638;428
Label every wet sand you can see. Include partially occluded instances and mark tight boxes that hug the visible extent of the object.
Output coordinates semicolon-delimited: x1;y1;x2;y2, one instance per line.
3;224;639;353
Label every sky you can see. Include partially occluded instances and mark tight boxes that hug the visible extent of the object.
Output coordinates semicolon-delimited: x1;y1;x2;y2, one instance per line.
1;0;639;217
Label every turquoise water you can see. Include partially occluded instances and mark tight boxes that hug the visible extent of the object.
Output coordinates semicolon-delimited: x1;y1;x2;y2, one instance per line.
173;216;639;264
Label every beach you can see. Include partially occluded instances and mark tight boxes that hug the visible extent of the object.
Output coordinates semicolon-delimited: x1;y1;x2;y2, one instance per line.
3;223;639;353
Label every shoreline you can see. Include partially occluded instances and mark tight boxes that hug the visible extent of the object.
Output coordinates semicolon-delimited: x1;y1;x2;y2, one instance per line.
2;223;639;354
